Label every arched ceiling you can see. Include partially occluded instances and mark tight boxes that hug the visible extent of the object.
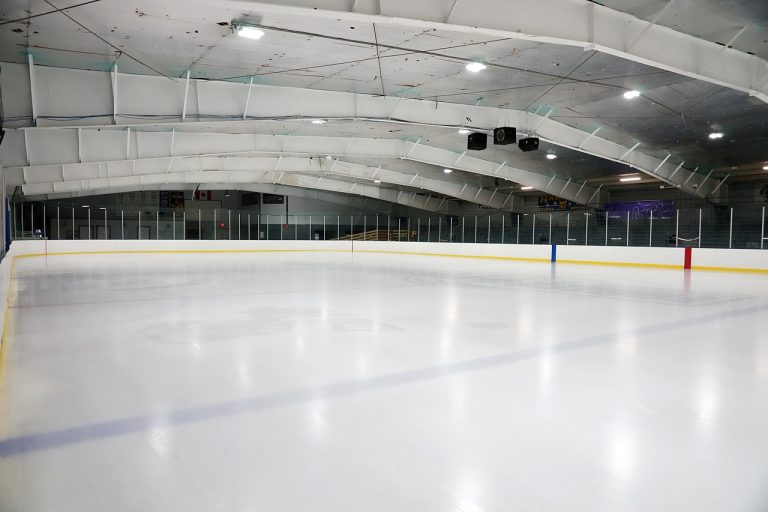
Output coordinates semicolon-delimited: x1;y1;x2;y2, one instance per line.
1;0;767;207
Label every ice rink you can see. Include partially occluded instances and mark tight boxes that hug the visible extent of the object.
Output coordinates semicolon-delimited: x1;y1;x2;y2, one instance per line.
1;251;768;511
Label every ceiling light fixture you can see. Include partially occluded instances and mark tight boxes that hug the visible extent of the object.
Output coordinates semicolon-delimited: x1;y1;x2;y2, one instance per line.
520;186;534;191
465;61;487;73
325;155;333;160
81;205;90;208
458;128;471;135
311;119;327;124
374;179;381;184
619;176;642;182
443;168;453;174
235;25;265;40
546;154;557;160
623;90;641;99
708;132;724;140
763;165;768;171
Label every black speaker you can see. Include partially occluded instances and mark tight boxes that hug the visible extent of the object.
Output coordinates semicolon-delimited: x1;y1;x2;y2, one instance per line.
467;132;487;151
493;127;516;145
518;137;540;152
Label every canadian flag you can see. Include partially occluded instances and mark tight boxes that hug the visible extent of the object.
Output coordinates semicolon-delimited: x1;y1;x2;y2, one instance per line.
195;190;212;201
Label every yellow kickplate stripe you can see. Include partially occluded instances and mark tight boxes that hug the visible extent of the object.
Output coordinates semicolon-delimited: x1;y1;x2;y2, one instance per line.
353;249;551;263
556;259;682;270
14;249;352;259
0;258;18;383
690;265;768;274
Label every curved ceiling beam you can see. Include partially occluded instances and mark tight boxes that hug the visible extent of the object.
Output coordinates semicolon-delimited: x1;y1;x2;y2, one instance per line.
21;171;446;212
13;157;519;211
10;130;606;204
25;182;404;214
243;0;768;103
0;64;721;198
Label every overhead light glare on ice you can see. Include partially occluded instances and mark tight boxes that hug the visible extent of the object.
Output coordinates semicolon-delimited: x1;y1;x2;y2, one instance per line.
465;61;487;73
708;132;724;140
623;90;641;99
236;25;265;40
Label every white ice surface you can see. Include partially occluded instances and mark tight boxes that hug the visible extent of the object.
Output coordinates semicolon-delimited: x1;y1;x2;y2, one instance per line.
1;252;768;511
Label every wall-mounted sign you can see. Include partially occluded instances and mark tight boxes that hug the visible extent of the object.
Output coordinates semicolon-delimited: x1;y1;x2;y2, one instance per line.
160;191;185;210
263;194;285;205
537;195;578;211
114;191;159;209
605;200;676;220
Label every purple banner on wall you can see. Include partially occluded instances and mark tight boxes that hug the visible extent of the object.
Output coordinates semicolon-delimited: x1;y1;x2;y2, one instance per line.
605;200;676;220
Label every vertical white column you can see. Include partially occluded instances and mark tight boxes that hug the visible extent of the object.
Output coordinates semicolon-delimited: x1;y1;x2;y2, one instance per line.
138;210;141;239
173;211;176;240
675;210;679;248
121;210;124;239
626;211;630;247
566;213;570;245
533;214;536;244
698;208;702;248
156;211;159;240
729;208;733;249
649;210;653;247
585;212;589;246
762;206;766;250
87;208;91;240
516;214;520;244
104;208;108;239
486;216;490;243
